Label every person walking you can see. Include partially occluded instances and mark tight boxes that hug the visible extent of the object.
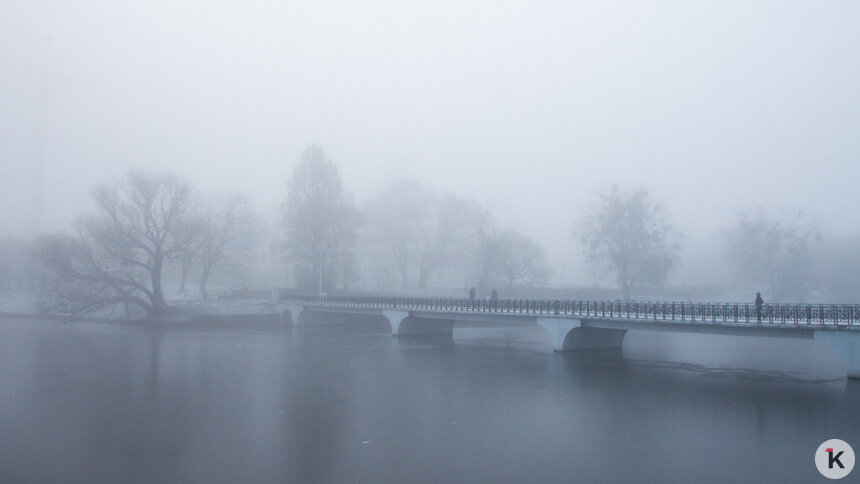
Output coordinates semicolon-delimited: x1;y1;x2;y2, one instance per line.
469;287;476;300
755;292;764;323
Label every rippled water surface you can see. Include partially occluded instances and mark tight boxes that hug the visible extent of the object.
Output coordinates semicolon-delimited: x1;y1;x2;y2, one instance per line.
1;316;857;483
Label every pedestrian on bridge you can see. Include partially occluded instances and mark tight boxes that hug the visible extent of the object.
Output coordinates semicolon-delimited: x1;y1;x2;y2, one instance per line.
755;292;764;323
491;289;498;301
469;287;476;300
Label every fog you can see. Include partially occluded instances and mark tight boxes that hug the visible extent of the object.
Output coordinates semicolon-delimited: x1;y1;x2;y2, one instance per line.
2;1;859;290
3;6;860;481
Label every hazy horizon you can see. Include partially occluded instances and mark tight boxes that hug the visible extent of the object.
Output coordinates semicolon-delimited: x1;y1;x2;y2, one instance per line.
3;1;859;286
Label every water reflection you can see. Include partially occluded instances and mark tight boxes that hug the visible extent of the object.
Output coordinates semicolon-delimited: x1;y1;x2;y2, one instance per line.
0;317;857;483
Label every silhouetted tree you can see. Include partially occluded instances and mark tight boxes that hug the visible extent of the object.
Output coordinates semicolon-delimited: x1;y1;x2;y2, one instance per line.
282;146;360;293
194;192;259;299
726;208;819;301
172;205;204;295
38;171;193;316
578;186;682;301
364;180;434;289
0;237;43;292
819;234;860;303
413;193;485;289
480;229;550;289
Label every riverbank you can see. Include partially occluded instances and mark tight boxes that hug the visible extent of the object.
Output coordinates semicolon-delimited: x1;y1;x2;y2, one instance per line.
0;292;281;327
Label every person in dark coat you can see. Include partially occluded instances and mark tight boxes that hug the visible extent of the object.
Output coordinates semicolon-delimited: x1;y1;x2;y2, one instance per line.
491;289;498;301
469;287;476;300
755;292;764;323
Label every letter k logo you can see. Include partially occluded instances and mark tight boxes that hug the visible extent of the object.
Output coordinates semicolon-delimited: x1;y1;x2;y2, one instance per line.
817;440;854;479
827;448;845;469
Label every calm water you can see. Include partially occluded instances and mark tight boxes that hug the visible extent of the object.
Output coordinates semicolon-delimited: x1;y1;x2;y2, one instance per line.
1;315;857;483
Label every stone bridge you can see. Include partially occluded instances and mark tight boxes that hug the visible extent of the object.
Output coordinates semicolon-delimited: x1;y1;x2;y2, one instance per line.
272;294;860;378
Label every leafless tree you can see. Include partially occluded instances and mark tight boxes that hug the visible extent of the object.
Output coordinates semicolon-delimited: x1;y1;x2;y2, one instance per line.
364;180;433;289
194;192;259;299
38;171;193;316
726;208;819;302
282;146;360;293
413;193;486;290
480;229;550;289
172;205;205;295
578;185;682;301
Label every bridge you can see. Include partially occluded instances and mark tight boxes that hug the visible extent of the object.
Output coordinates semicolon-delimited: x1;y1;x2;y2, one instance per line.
272;294;860;378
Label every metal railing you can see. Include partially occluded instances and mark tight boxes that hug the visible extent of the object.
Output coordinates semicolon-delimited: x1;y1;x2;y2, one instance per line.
281;295;859;328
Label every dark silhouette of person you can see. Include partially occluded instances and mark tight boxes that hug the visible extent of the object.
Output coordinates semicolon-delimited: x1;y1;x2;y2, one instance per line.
755;292;764;323
469;287;476;300
491;289;498;301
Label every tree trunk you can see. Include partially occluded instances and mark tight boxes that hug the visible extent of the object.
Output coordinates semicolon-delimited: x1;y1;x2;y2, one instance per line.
417;266;430;290
399;260;409;289
150;254;168;316
620;279;631;302
199;267;212;300
179;259;190;294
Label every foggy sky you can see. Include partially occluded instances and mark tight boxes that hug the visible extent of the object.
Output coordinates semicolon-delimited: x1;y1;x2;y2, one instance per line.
2;1;859;284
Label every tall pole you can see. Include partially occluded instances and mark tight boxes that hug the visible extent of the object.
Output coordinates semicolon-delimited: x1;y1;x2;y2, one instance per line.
318;245;324;297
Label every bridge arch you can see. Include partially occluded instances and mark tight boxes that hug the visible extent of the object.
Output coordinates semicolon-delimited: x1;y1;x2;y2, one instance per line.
395;316;455;336
279;305;305;325
562;327;627;351
536;318;627;352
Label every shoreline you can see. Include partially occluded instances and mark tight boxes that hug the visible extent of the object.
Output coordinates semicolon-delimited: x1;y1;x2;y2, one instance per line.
0;309;284;328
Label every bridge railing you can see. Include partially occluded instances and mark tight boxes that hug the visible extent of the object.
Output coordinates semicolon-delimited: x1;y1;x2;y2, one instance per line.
280;295;859;327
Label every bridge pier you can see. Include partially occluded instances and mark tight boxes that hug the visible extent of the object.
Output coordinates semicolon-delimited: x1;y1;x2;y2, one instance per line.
536;318;627;352
281;305;305;325
382;310;410;336
537;318;581;351
564;327;628;350
814;330;860;379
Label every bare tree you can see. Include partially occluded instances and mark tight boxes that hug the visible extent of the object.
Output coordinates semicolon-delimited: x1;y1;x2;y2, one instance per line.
195;193;259;299
282;146;360;293
38;171;193;316
726;208;819;302
413;193;486;290
480;229;550;289
819;234;860;303
0;237;43;292
578;185;682;301
172;205;205;295
364;180;434;289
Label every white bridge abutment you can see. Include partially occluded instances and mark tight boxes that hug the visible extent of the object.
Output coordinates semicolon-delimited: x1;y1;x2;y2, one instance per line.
563;327;628;351
281;305;305;325
382;311;455;336
537;318;579;351
536;318;627;352
382;310;410;336
813;330;860;379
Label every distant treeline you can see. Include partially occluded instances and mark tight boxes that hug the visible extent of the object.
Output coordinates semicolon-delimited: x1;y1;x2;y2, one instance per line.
8;146;860;317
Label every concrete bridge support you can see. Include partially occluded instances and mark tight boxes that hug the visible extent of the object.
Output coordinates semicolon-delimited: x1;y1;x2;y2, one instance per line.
281;305;305;325
563;327;628;351
382;312;454;336
536;318;627;352
537;318;581;352
814;330;860;379
382;310;410;336
397;317;455;336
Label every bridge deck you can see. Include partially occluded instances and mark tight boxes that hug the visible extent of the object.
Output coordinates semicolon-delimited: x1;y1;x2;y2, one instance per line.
280;295;859;332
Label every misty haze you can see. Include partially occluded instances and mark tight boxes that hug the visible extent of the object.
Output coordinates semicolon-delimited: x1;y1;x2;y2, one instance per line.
1;2;859;483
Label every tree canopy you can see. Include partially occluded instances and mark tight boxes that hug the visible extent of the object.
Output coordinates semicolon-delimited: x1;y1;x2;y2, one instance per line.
578;186;681;301
725;208;819;302
38;171;193;316
282;146;360;292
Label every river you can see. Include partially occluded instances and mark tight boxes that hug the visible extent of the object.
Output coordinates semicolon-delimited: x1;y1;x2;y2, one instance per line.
0;315;857;483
